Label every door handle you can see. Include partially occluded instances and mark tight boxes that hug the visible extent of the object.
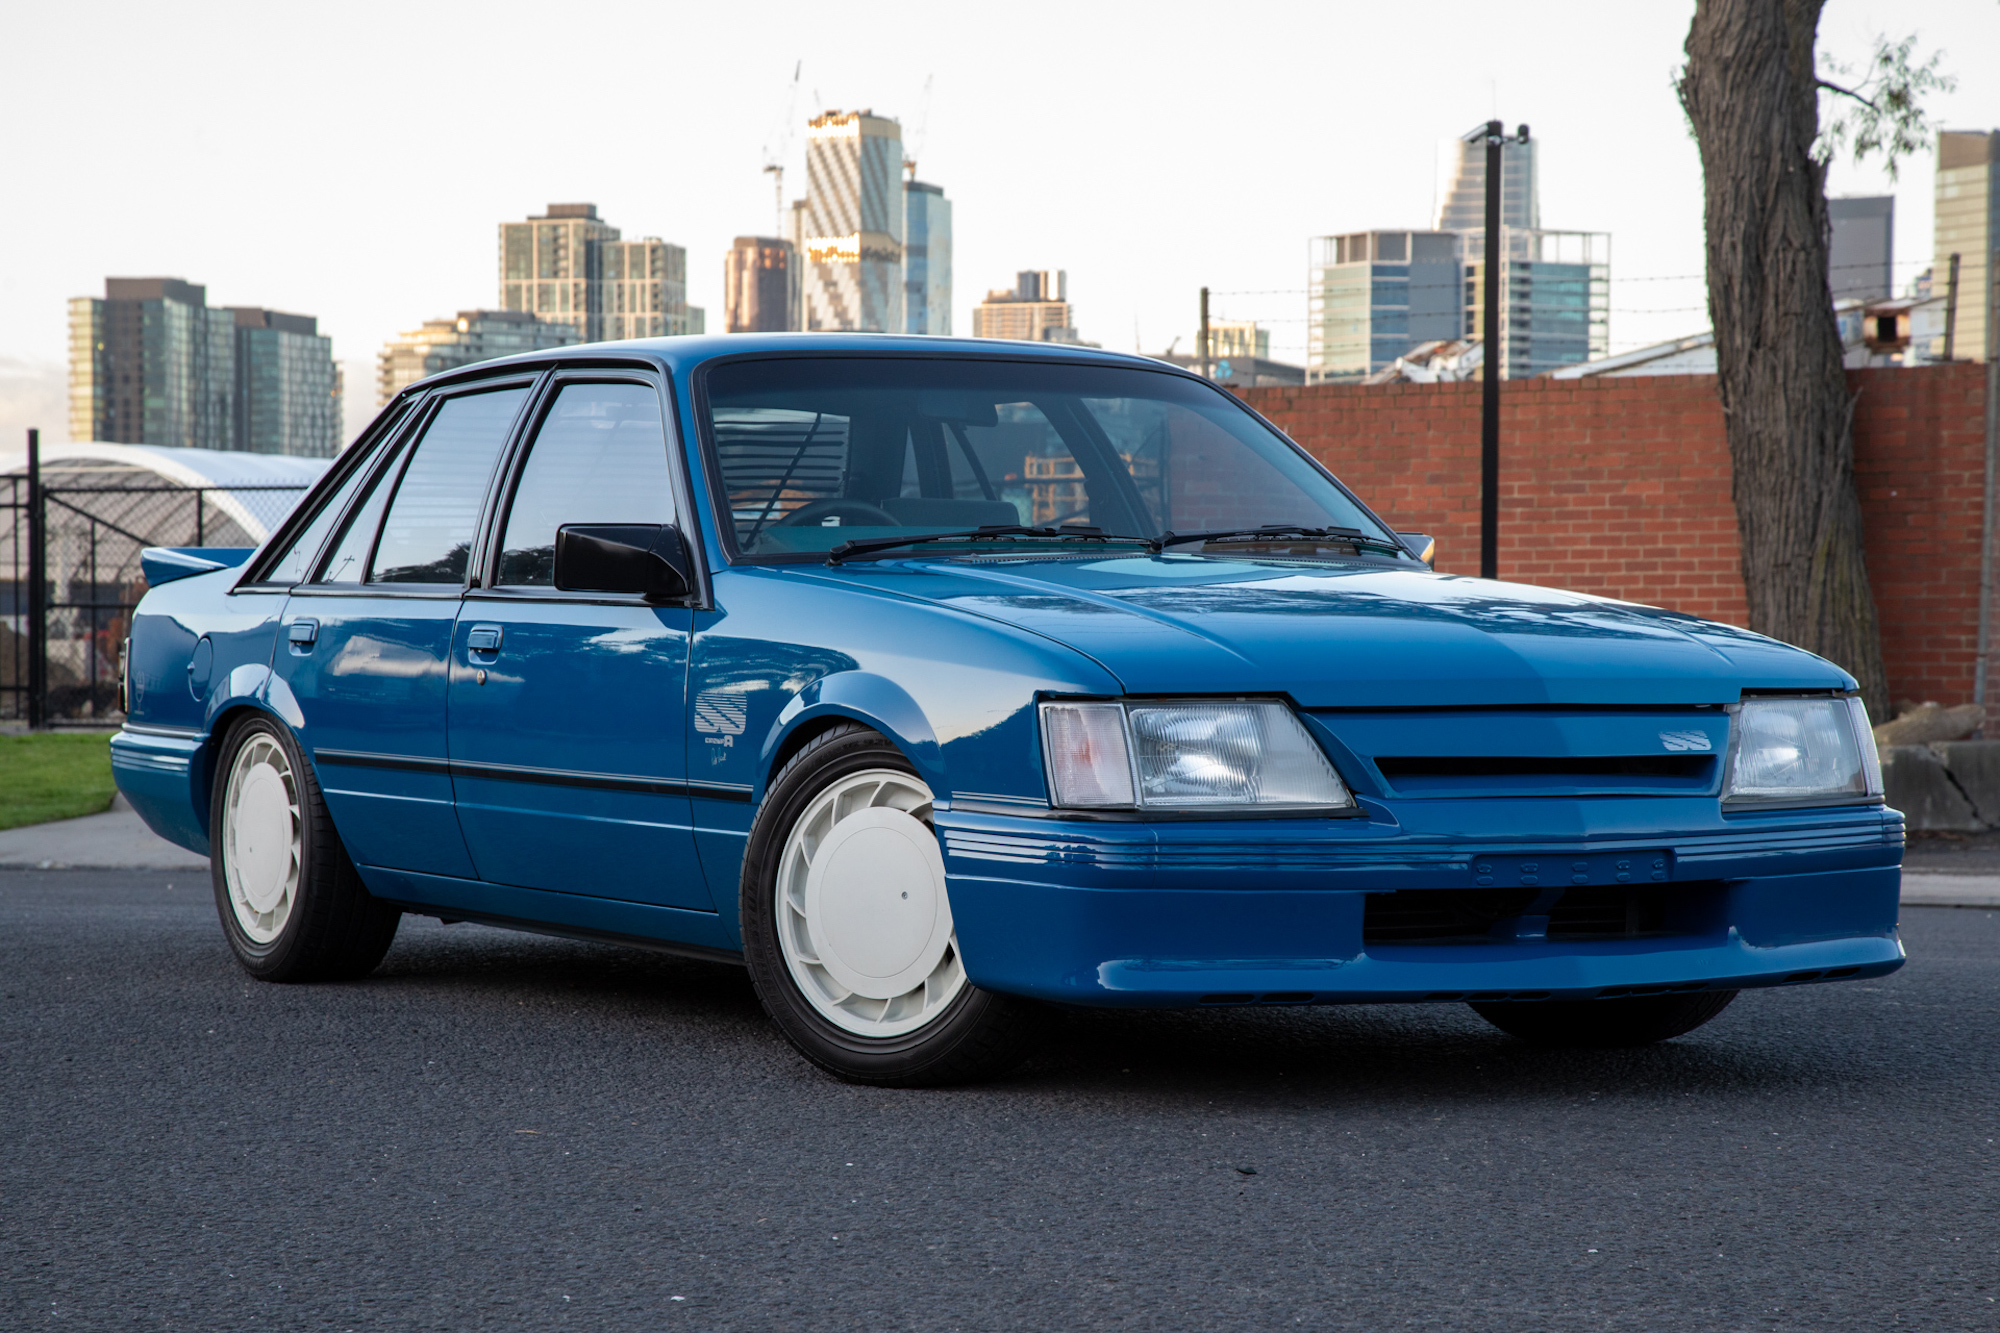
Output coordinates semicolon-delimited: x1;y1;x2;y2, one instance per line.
466;625;504;653
287;618;318;649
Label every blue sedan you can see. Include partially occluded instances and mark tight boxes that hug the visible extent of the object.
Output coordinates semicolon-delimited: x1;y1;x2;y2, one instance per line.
113;335;1903;1085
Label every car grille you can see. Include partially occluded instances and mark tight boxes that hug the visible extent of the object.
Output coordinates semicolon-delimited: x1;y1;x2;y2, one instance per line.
1362;882;1715;945
1371;754;1716;794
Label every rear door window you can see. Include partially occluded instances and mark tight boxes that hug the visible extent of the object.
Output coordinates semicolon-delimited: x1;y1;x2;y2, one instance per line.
369;387;530;585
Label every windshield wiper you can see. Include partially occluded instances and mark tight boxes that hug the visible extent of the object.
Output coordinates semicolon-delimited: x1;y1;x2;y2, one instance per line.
825;524;1151;565
1152;524;1411;558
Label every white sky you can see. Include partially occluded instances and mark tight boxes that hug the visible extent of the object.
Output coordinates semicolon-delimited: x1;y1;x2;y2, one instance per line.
3;0;1997;448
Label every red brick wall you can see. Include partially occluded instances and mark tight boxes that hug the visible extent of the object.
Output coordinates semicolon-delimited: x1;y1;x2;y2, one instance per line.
1241;363;1992;708
1851;363;1991;707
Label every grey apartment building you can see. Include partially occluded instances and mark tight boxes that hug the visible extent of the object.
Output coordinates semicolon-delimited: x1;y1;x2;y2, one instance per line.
498;203;702;343
1936;131;2000;361
68;277;340;456
376;310;579;405
1829;196;1895;302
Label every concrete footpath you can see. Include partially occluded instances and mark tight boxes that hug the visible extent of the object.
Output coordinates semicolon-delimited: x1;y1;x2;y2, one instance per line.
2;798;1995;907
0;795;208;870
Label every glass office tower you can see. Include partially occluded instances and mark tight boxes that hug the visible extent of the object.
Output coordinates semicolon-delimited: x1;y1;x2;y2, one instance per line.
904;179;952;335
1464;230;1611;378
230;307;341;457
68;278;235;449
1308;232;1465;381
1436;125;1539;233
797;110;905;332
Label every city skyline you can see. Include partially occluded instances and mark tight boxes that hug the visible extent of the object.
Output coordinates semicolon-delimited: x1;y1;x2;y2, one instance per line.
4;0;1996;449
68;277;341;457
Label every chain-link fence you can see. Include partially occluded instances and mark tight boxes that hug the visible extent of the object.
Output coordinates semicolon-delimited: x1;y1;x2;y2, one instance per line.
2;453;310;725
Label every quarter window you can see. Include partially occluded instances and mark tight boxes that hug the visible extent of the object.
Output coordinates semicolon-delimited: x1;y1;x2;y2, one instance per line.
497;383;676;586
318;438;407;584
369;388;529;585
263;448;374;584
260;404;410;584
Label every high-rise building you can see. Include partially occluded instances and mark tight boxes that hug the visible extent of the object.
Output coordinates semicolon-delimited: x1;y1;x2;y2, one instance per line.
604;238;694;340
498;203;700;343
376;310;580;405
904;179;952;335
1307;232;1464;381
971;271;1079;342
68;278;340;455
68;278;234;449
1436;125;1539;233
229;307;341;457
1207;320;1270;360
1936;131;2000;361
796;111;905;332
1463;229;1611;378
1310;124;1609;381
724;237;798;332
1829;196;1895;302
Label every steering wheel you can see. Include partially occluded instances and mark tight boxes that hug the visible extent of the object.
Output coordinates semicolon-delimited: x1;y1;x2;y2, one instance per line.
773;498;900;528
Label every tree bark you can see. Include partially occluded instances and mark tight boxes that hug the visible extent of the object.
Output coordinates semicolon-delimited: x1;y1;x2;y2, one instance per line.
1681;0;1890;719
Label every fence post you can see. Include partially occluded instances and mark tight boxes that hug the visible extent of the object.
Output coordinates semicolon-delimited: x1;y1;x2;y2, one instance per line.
26;429;45;729
194;486;204;546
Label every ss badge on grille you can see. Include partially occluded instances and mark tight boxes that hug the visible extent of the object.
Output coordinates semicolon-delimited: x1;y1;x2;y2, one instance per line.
1659;729;1712;752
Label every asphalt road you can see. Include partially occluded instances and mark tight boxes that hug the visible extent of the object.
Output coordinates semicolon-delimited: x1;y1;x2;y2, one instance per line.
3;871;1995;1332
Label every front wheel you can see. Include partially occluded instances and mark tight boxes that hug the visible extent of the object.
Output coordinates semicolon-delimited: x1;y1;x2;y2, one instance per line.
1470;990;1738;1047
740;724;1039;1086
210;713;400;981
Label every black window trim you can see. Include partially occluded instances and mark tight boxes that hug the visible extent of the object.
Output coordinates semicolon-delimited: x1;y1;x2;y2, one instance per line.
465;363;711;611
295;373;544;596
232;395;422;591
687;348;1407;568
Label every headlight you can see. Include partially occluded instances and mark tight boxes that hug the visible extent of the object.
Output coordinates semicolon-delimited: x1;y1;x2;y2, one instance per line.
1722;696;1882;807
1040;700;1353;811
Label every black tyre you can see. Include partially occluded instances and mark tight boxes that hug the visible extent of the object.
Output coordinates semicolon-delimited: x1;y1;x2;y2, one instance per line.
741;723;1040;1087
208;712;400;982
1470;990;1737;1047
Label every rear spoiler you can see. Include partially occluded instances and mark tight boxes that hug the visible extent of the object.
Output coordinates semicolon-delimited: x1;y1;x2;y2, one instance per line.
140;546;255;586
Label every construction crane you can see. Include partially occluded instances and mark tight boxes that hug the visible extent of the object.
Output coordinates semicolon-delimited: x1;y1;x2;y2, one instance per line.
761;60;802;237
902;73;933;182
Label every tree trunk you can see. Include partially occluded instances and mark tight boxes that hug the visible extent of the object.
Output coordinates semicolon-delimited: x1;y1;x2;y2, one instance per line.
1680;0;1890;719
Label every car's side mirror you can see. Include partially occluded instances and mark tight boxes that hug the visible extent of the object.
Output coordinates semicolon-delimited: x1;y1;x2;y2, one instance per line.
1397;532;1436;568
554;524;694;601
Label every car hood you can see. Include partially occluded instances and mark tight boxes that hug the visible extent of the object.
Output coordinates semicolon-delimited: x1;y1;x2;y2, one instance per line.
803;554;1849;708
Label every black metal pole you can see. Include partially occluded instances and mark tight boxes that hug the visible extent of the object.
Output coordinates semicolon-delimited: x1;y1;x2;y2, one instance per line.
1199;286;1211;381
1480;120;1502;580
26;428;45;729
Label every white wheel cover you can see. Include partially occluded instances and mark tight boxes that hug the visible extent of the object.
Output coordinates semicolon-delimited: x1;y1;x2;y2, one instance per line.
775;768;966;1038
222;732;302;944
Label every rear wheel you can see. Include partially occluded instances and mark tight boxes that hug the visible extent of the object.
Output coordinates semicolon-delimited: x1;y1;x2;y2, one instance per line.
210;713;400;981
1470;990;1737;1047
741;724;1039;1086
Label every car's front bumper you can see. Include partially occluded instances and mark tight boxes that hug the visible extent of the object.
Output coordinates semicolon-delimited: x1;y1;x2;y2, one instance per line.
935;799;1906;1007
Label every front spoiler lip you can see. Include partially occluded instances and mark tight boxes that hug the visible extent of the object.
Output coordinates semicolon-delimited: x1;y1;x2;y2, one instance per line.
1087;931;1906;1006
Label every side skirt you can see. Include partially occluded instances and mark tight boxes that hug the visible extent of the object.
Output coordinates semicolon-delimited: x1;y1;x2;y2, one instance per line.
356;864;744;964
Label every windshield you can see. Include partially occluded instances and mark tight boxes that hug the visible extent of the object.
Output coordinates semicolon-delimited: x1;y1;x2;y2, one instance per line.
700;357;1399;560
